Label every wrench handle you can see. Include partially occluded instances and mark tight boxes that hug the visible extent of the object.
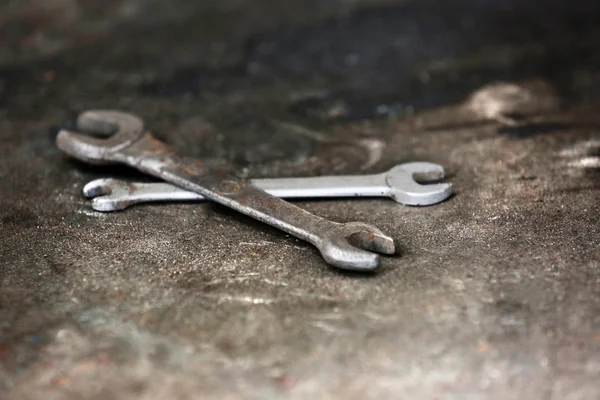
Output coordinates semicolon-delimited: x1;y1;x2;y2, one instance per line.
255;174;388;198
117;135;337;245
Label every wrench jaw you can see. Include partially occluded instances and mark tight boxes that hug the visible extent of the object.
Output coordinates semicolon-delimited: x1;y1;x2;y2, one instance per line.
317;223;395;271
83;178;117;198
83;178;134;212
56;110;145;165
386;162;453;206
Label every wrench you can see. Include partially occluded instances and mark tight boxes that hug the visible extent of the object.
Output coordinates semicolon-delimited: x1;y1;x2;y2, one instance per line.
56;110;395;271
83;162;452;212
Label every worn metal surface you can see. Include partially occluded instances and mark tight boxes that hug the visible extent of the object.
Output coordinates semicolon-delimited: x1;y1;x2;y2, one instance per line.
1;0;599;398
81;162;452;211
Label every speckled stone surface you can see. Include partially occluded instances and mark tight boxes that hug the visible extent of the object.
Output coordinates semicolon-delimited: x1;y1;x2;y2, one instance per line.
1;0;599;399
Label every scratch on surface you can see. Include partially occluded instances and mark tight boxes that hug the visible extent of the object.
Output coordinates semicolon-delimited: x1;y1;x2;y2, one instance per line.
271;120;331;143
558;139;600;157
288;290;339;302
558;139;600;169
239;240;308;251
202;294;276;305
239;241;277;246
309;312;346;321
568;157;600;169
202;275;289;288
309;321;352;334
358;311;400;323
262;279;289;287
201;273;260;286
356;138;384;170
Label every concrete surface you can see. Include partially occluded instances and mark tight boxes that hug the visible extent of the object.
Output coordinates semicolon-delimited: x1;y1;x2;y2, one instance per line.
1;0;599;399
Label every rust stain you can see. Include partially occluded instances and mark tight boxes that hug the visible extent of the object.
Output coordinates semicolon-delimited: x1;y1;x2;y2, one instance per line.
146;136;175;153
54;376;69;387
272;375;296;390
270;203;277;210
73;359;96;373
224;182;240;192
184;161;206;175
477;341;491;352
97;353;110;364
216;180;241;193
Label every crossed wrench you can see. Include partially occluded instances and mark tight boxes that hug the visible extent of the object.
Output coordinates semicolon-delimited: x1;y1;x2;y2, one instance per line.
57;110;450;271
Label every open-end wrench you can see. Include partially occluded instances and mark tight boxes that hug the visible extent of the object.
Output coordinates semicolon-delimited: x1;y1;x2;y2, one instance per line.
83;162;452;212
56;110;395;271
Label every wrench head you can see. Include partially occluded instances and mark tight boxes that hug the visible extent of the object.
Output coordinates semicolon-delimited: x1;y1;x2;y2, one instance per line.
83;178;136;212
319;222;395;271
386;162;453;206
56;110;145;165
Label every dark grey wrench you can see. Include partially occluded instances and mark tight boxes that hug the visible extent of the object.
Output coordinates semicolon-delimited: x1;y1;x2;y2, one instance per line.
56;110;395;271
83;162;452;212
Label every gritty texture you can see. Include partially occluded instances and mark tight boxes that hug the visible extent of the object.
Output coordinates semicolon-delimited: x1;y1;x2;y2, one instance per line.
1;0;600;399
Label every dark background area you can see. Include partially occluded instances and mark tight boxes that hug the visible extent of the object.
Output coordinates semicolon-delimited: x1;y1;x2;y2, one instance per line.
1;0;599;398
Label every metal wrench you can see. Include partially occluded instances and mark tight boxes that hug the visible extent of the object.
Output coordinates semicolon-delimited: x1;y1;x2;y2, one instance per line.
56;110;395;271
83;162;452;212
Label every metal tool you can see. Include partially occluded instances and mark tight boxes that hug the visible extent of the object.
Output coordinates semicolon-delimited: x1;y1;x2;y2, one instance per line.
56;109;395;271
83;162;452;212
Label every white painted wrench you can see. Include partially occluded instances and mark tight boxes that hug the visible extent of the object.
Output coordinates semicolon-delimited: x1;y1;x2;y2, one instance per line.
83;162;452;212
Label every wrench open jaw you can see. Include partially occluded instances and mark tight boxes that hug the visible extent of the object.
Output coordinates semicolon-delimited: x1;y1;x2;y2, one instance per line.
57;110;146;165
320;223;395;270
386;162;453;206
83;178;153;212
57;109;395;271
